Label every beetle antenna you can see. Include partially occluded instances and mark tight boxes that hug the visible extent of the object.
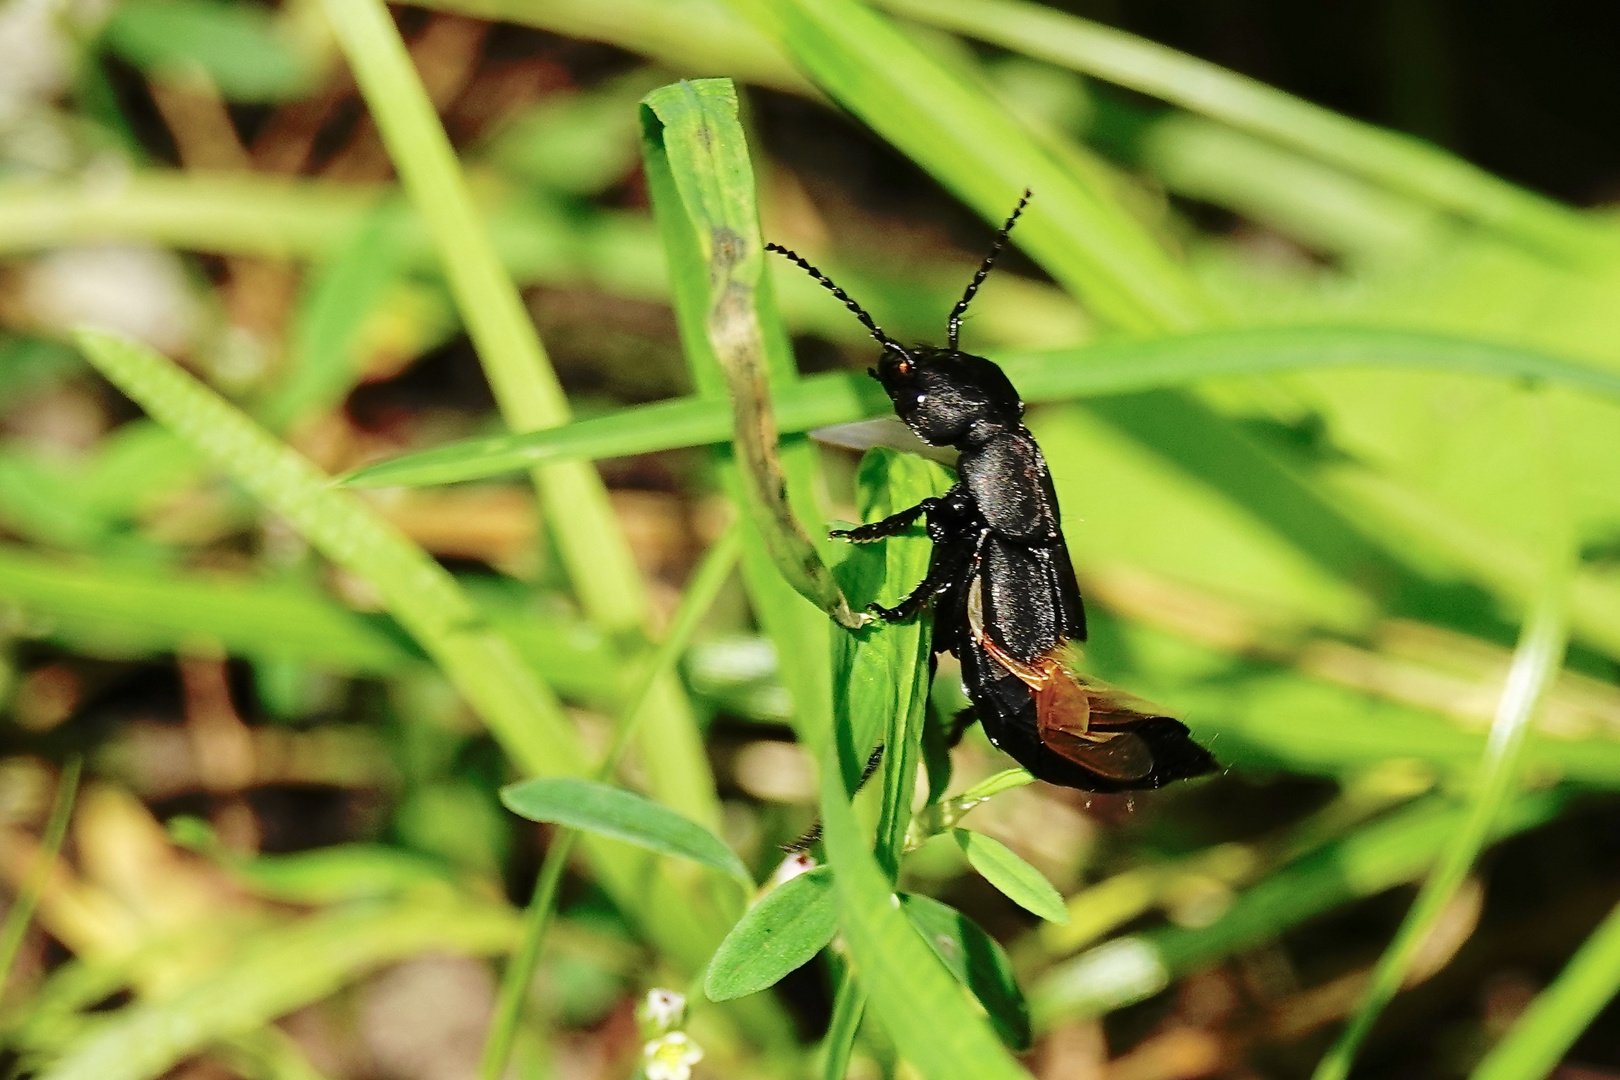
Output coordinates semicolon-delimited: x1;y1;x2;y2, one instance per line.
947;189;1031;350
765;243;907;356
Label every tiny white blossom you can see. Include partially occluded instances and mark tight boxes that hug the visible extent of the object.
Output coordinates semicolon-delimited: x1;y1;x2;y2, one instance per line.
641;988;686;1034
766;851;817;888
643;1031;703;1080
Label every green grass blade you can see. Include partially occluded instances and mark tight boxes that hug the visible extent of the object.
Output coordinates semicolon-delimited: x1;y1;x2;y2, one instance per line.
705;867;839;1002
66;330;730;980
500;779;750;885
642;79;866;629
1470;896;1620;1080
1312;413;1576;1080
723;0;1214;333
315;0;645;636
0;757;82;995
73;329;579;775
479;522;744;1080
319;0;719;832
34;894;519;1080
952;830;1068;925
342;326;1620;488
877;0;1607;262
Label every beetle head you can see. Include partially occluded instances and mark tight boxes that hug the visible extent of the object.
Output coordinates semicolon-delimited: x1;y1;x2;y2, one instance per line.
873;345;1023;448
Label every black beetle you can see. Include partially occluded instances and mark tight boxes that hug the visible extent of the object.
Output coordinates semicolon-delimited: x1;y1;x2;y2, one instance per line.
768;192;1217;792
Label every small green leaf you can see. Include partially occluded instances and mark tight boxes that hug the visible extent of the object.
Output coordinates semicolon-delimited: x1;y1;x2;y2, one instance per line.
704;867;838;1001
500;778;750;885
901;893;1033;1052
953;830;1069;925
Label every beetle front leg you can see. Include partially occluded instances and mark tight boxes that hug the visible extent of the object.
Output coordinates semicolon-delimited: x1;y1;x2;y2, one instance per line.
831;498;937;543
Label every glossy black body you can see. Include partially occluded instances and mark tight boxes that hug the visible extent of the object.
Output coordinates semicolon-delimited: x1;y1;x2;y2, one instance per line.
770;192;1216;792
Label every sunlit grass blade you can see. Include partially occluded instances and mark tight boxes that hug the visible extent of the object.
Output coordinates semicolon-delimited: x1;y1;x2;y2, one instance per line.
1470;896;1620;1080
34;893;519;1080
341;326;1620;488
72;329;578;774
1311;427;1575;1080
0;757;82;996
319;0;719;833
724;0;1214;334
67;329;728;979
875;0;1608;262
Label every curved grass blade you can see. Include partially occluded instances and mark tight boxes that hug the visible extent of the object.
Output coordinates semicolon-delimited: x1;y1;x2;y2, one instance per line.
67;330;733;979
721;0;1213;334
1470;896;1620;1080
1310;397;1575;1080
643;79;867;630
901;893;1032;1052
952;829;1068;925
705;867;839;1002
500;778;751;886
340;326;1620;489
876;0;1605;263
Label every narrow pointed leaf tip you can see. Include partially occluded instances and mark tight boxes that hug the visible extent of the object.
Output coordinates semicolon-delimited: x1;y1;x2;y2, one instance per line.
704;866;838;1001
500;777;751;886
953;829;1069;924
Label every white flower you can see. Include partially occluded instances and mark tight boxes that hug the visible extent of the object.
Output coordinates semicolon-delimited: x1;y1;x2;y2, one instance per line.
641;988;687;1034
643;1031;703;1080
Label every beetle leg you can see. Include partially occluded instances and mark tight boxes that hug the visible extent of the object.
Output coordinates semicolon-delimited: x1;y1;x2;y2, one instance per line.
831;498;937;543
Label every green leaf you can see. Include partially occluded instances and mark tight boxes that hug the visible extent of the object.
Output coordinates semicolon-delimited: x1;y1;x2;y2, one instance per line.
952;830;1069;925
901;893;1033;1052
101;0;315;102
704;867;839;1001
500;777;751;886
340;326;1620;488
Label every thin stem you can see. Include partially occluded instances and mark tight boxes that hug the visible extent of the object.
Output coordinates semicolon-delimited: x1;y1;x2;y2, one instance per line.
0;756;83;995
1312;397;1574;1080
820;977;867;1080
477;524;742;1080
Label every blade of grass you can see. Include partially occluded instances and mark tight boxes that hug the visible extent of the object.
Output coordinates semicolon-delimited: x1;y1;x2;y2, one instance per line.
641;79;866;630
68;329;725;977
817;449;953;1076
341;325;1620;489
478;523;741;1080
724;0;1214;334
875;0;1607;263
0;757;82;998
317;0;721;839
1470;895;1620;1080
1311;400;1576;1080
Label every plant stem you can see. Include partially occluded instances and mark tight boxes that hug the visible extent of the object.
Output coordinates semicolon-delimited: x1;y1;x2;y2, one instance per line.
477;523;742;1080
0;756;82;995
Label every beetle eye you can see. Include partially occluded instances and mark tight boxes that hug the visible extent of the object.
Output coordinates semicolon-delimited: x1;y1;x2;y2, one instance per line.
896;359;912;376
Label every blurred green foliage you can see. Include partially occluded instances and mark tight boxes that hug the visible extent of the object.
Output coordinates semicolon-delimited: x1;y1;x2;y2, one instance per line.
3;0;1620;1077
